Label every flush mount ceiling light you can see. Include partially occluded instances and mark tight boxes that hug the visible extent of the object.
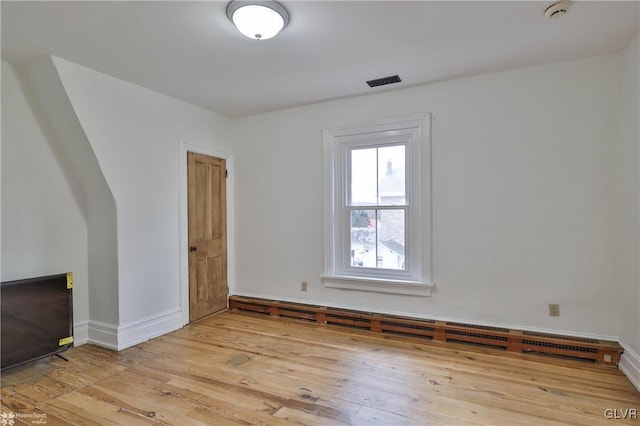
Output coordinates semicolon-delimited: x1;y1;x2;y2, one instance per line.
544;1;572;19
226;0;289;40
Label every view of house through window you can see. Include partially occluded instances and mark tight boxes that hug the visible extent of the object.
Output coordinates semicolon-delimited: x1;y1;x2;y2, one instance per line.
349;144;406;270
323;114;431;295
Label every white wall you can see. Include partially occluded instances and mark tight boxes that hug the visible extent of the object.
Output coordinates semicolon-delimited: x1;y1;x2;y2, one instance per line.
51;58;235;330
2;39;637;365
616;32;640;359
2;57;234;348
233;53;626;338
22;57;119;331
1;61;89;327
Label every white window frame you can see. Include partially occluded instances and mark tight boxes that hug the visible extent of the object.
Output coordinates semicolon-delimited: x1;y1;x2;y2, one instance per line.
322;114;433;296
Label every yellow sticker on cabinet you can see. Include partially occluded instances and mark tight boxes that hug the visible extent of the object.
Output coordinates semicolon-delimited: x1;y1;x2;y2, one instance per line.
59;336;73;346
66;272;73;289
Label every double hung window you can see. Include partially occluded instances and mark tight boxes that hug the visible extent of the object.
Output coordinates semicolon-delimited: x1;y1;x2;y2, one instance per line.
322;114;433;296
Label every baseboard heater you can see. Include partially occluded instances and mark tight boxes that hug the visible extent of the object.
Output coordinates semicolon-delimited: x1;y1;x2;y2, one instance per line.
228;295;623;368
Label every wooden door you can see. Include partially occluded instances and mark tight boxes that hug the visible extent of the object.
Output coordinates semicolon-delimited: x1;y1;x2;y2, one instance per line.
187;152;228;321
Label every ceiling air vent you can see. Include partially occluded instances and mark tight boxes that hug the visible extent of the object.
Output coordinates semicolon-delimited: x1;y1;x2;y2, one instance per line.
366;74;401;88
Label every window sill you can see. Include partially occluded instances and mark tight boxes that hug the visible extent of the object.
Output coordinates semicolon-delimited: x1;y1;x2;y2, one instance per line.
321;275;434;297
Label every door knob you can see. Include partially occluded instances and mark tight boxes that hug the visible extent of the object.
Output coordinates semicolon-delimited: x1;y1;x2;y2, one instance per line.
189;246;197;252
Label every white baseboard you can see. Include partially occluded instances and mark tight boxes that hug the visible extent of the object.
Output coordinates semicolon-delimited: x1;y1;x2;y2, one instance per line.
619;342;640;392
87;320;119;350
81;308;184;351
73;320;89;346
116;308;184;351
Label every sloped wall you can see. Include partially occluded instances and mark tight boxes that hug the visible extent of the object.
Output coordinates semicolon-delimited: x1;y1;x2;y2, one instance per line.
51;57;234;346
1;61;92;338
22;57;119;333
2;56;234;349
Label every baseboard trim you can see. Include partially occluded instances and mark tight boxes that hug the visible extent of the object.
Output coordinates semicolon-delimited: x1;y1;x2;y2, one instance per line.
116;308;184;351
87;320;119;350
73;320;89;346
619;343;640;392
80;309;184;351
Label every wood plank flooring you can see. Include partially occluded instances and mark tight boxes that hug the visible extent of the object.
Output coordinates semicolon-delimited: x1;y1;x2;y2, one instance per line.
1;311;638;425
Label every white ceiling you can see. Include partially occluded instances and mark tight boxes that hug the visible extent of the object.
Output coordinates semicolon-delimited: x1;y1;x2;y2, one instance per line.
2;1;638;118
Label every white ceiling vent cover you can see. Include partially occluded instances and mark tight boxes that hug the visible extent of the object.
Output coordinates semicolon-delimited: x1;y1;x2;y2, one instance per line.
366;75;402;88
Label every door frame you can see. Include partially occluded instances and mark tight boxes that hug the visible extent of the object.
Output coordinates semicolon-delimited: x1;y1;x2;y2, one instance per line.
179;142;235;326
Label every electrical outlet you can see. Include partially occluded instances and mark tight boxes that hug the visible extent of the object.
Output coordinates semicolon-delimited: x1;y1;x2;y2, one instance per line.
548;303;560;317
603;354;612;363
301;281;308;292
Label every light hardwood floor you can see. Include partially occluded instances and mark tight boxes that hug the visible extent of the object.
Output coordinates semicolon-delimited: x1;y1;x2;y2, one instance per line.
1;312;638;425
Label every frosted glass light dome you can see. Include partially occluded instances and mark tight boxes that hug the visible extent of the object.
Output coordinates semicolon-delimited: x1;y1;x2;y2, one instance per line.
227;1;289;40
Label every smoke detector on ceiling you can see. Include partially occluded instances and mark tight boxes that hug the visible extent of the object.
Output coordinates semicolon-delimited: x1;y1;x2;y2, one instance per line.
544;1;572;19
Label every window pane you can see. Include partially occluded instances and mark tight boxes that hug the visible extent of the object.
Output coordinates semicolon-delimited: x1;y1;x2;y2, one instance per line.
350;210;376;268
326;115;430;287
378;145;405;205
350;209;405;270
378;209;405;270
350;148;377;206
